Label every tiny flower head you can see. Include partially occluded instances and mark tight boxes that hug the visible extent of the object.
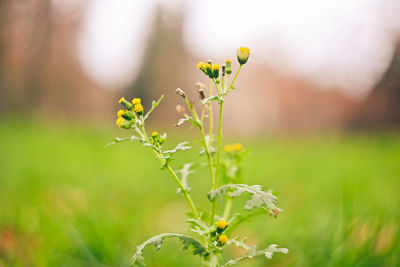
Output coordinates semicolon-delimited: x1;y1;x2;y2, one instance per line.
134;104;143;114
204;63;213;78
197;61;206;74
117;109;125;117
212;63;220;79
132;98;141;106
152;131;158;137
237;47;250;65
195;82;206;100
216;220;229;230
119;97;133;110
225;59;232;74
233;143;242;151
224;144;233;152
219;234;229;245
116;117;124;128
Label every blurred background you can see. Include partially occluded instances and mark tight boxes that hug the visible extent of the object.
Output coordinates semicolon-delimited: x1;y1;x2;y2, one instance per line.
0;0;399;266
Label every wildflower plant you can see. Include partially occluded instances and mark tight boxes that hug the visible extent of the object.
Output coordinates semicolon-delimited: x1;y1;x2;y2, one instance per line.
109;47;288;266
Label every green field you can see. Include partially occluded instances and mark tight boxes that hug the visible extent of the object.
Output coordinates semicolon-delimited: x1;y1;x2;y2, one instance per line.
0;119;399;266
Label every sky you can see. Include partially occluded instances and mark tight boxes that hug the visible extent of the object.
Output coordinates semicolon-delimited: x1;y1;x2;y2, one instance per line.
78;0;400;98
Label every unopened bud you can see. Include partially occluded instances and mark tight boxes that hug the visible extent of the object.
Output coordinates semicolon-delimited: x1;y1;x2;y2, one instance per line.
195;82;206;100
222;65;226;77
225;60;232;75
176;105;186;115
212;64;220;79
237;47;250;65
118;97;133;110
176;88;186;98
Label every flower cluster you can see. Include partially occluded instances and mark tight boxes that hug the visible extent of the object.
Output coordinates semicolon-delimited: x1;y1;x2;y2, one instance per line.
115;97;144;129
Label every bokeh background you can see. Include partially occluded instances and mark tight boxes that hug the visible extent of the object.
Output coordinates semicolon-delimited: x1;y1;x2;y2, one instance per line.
1;0;400;266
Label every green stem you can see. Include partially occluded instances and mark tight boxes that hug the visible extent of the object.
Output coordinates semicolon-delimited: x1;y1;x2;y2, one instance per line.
141;122;199;220
228;64;242;90
222;198;232;220
208;78;213;138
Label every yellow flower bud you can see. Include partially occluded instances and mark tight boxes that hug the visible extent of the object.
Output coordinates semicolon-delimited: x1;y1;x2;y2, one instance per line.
224;144;233;152
116;117;124;127
225;59;232;74
117;109;125;117
134;104;143;114
152;131;158;137
219;234;228;245
237;47;250;65
197;61;204;69
212;63;220;79
132;98;141;106
119;97;133;110
204;63;213;78
216;220;229;229
233;143;242;151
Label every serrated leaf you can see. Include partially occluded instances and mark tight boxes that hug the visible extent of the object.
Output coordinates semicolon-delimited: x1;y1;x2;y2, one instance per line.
105;135;142;147
163;142;191;155
208;184;281;215
132;233;208;266
227;237;253;251
222;244;288;267
186;215;210;237
176;163;194;193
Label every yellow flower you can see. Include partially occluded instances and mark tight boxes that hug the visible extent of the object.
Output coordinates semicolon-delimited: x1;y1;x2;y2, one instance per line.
204;63;211;70
233;143;242;151
118;97;125;103
237;47;250;65
117;109;125;117
216;220;229;229
152;131;158;137
212;63;220;78
219;234;229;244
197;61;204;69
134;104;143;113
116;117;124;127
224;144;233;152
132;98;141;106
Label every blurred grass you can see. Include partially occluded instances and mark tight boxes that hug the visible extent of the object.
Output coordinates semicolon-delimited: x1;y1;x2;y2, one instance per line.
0;118;399;266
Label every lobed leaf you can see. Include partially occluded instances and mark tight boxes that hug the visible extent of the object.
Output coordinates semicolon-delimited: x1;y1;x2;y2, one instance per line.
132;233;208;266
208;184;281;214
176;163;195;193
105;136;142;147
163;142;191;155
222;244;288;267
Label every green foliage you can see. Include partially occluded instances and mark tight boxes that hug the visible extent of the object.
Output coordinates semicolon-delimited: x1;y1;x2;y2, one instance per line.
132;233;208;266
208;184;281;215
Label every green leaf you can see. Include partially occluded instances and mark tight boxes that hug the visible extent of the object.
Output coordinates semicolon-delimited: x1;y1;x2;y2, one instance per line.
105;136;142;147
176;163;195;193
132;233;208;266
222;244;288;267
208;184;281;214
144;94;164;121
163;142;191;155
227;236;253;250
200;95;221;105
186;215;210;237
175;117;201;128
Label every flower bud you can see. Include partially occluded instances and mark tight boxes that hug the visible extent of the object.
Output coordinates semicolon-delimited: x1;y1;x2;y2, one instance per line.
233;143;242;151
218;234;229;245
225;59;232;74
237;47;250;65
204;63;213;78
134;104;143;115
132;98;141;106
222;64;226;77
118;97;133;110
195;82;206;100
197;61;207;75
176;88;186;98
212;63;220;79
176;105;186;115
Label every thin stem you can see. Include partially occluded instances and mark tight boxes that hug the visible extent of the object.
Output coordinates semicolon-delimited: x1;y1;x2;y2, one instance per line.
222;198;232;220
208;78;213;138
140;122;199;219
228;64;242;90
